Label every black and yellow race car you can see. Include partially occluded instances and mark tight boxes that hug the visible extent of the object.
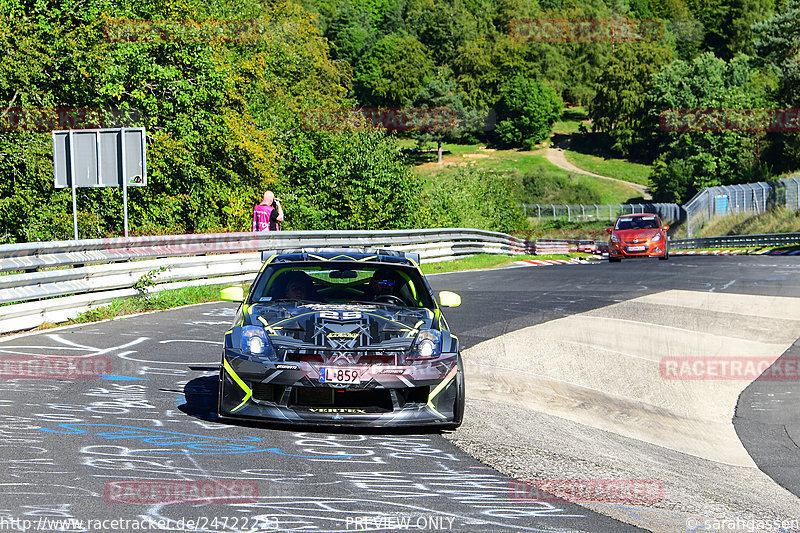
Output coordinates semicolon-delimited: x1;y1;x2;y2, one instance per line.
217;249;464;428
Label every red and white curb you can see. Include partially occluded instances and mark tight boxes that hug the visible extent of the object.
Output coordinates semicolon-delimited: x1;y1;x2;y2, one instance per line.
758;249;800;255
672;249;746;255
517;258;586;266
672;249;800;256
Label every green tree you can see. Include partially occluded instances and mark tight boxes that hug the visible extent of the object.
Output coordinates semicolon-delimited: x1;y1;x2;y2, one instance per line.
421;167;526;232
405;0;479;65
589;42;676;155
355;33;436;107
0;0;419;242
754;0;800;106
327;3;378;65
278;127;424;230
689;0;775;59
406;67;487;162
644;53;777;202
494;76;563;149
754;0;800;172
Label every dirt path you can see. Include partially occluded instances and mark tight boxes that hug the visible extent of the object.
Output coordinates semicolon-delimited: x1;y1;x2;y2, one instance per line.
545;141;652;200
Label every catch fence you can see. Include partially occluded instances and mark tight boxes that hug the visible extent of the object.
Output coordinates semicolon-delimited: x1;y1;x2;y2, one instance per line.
684;177;800;236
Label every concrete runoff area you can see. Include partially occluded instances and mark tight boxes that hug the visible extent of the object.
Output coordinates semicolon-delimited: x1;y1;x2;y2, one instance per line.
450;289;800;532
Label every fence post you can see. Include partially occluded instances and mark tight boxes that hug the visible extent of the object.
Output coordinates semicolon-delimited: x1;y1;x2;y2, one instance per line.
567;205;571;222
595;204;599;220
794;177;800;210
734;184;743;213
581;205;585;220
552;204;556;221
537;204;541;222
744;185;749;212
523;204;527;217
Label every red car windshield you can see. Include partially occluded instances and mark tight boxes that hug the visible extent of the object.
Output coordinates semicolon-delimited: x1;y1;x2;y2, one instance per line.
615;216;660;230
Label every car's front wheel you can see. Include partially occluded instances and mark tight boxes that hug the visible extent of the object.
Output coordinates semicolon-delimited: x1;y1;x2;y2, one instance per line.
443;355;465;430
216;360;232;420
659;244;669;260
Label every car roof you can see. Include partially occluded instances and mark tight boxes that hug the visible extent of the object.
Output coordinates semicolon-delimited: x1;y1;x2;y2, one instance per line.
260;248;420;267
616;213;660;218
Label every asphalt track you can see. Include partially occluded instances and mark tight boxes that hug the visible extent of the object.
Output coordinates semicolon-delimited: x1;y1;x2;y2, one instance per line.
0;255;798;533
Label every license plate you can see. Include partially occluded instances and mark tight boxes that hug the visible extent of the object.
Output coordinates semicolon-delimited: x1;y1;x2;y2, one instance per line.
319;367;360;384
627;246;646;252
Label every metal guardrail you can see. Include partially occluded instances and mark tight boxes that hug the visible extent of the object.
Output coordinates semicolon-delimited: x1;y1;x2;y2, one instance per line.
532;239;572;254
0;229;529;272
670;232;800;250
521;203;682;223
0;229;538;334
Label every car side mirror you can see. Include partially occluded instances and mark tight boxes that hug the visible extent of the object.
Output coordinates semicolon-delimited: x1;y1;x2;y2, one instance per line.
439;291;461;307
220;286;245;302
606;227;612;234
662;225;670;231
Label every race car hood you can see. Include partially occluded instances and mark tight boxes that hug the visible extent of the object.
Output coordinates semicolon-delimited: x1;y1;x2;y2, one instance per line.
613;229;661;241
247;302;435;351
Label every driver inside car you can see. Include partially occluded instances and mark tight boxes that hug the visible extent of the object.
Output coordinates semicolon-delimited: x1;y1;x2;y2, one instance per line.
270;270;323;302
364;268;408;305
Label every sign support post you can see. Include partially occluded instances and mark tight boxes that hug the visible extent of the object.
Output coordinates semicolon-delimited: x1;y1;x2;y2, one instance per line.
67;130;79;240
121;127;129;238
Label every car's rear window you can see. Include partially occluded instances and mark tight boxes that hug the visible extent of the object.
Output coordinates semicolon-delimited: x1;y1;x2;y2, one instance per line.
615;216;660;230
250;262;433;308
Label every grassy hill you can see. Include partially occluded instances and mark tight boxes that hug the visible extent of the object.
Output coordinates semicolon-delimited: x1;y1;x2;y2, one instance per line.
691;208;800;238
406;141;645;206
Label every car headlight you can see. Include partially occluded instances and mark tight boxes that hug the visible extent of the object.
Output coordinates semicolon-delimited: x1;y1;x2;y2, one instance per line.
409;330;442;359
241;326;276;359
652;233;662;242
611;234;620;243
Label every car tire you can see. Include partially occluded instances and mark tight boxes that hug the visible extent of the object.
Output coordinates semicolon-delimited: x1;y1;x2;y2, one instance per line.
444;355;465;430
216;363;228;419
659;245;669;260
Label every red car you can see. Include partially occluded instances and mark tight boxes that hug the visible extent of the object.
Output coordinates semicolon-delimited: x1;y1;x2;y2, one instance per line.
607;213;669;262
577;240;598;253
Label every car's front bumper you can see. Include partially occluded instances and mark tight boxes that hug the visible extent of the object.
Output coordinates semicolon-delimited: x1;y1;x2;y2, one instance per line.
609;241;666;258
218;349;460;427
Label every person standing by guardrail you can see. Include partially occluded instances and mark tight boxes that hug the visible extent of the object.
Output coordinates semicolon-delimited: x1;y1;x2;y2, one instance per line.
253;190;284;232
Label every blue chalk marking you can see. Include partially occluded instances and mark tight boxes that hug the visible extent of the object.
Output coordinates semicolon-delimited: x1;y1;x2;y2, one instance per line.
99;375;150;381
38;423;353;458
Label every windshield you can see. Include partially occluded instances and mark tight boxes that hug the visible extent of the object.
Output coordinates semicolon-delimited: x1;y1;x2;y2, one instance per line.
615;216;661;230
249;262;434;308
